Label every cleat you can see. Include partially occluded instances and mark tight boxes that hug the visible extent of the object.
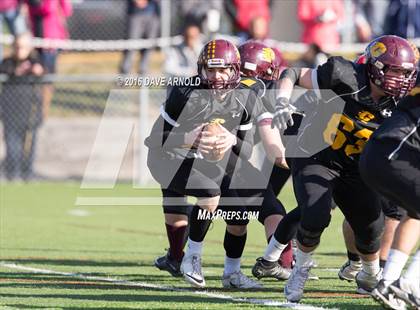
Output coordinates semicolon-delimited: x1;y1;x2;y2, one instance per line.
389;278;420;309
284;264;312;302
222;270;263;289
181;253;205;288
356;269;382;295
252;257;291;280
372;279;407;310
338;260;363;282
154;251;182;277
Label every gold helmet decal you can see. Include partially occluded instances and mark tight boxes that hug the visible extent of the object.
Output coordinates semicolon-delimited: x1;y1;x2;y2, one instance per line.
370;42;387;58
261;47;275;63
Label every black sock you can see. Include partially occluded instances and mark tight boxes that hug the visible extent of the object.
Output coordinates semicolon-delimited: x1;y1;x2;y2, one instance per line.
224;229;247;259
347;250;361;262
380;259;387;268
189;205;212;242
274;206;301;244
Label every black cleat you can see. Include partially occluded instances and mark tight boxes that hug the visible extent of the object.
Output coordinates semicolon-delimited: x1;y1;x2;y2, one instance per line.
154;252;182;277
252;257;290;280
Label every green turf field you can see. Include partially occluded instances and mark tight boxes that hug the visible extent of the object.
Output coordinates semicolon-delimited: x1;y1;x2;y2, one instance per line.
0;182;380;309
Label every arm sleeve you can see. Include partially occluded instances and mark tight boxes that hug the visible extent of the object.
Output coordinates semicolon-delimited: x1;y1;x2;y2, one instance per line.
316;56;347;90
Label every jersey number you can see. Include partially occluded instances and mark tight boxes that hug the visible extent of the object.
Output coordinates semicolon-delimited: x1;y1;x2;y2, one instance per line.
323;113;373;157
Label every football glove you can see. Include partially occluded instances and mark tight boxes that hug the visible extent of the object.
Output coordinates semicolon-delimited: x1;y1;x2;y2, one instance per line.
271;97;297;131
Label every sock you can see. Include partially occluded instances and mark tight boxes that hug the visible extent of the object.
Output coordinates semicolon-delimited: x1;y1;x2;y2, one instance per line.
295;248;313;267
383;249;409;285
347;250;361;262
263;236;287;262
279;241;294;268
185;238;203;257
224;230;247;258
362;258;380;276
224;256;241;275
274;207;301;244
379;259;387;269
189;205;212;242
182;204;194;248
165;223;187;261
402;250;420;281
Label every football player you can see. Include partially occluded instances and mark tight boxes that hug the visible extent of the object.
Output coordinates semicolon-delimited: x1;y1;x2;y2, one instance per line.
240;42;320;281
267;35;418;302
360;81;420;309
338;54;405;283
146;39;283;289
238;40;295;272
152;42;291;280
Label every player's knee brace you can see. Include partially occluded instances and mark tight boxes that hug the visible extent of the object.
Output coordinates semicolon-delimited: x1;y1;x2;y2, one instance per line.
296;225;323;248
355;212;385;254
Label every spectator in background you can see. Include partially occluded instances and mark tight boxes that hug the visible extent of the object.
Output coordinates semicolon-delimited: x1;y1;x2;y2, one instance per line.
225;0;271;42
384;0;420;39
164;22;203;78
293;43;328;68
248;16;269;41
25;0;72;74
297;0;344;51
120;0;160;74
0;0;27;61
174;0;223;36
25;0;72;118
353;0;388;41
0;33;44;181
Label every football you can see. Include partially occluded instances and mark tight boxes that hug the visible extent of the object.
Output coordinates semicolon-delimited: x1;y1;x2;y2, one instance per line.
202;119;225;162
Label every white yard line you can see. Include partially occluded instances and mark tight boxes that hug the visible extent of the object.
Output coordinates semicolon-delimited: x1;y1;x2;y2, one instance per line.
0;262;335;310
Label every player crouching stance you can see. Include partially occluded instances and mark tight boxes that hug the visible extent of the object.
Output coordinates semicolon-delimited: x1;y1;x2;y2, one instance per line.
146;39;281;289
266;35;418;302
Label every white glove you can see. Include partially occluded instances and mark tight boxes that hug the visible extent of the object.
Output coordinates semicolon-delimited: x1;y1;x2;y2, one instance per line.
271;97;297;131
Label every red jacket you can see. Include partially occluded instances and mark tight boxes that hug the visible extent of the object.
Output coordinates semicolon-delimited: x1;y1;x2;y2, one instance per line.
0;0;20;12
26;0;73;40
298;0;344;50
230;0;271;32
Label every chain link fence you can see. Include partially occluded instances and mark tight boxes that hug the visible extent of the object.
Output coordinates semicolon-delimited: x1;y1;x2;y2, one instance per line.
0;75;166;182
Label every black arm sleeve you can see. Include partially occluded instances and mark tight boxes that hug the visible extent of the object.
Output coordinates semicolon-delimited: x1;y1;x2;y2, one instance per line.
316;56;350;90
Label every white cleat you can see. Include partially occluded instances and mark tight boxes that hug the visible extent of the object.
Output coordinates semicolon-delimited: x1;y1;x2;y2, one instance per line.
284;264;312;302
222;270;263;289
338;260;363;282
181;253;205;288
356;269;382;295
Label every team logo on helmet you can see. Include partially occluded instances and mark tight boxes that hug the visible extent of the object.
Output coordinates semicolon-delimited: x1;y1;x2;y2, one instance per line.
261;47;275;63
370;42;387;58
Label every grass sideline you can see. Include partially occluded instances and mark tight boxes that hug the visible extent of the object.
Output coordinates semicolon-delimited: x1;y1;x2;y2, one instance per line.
0;182;380;309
